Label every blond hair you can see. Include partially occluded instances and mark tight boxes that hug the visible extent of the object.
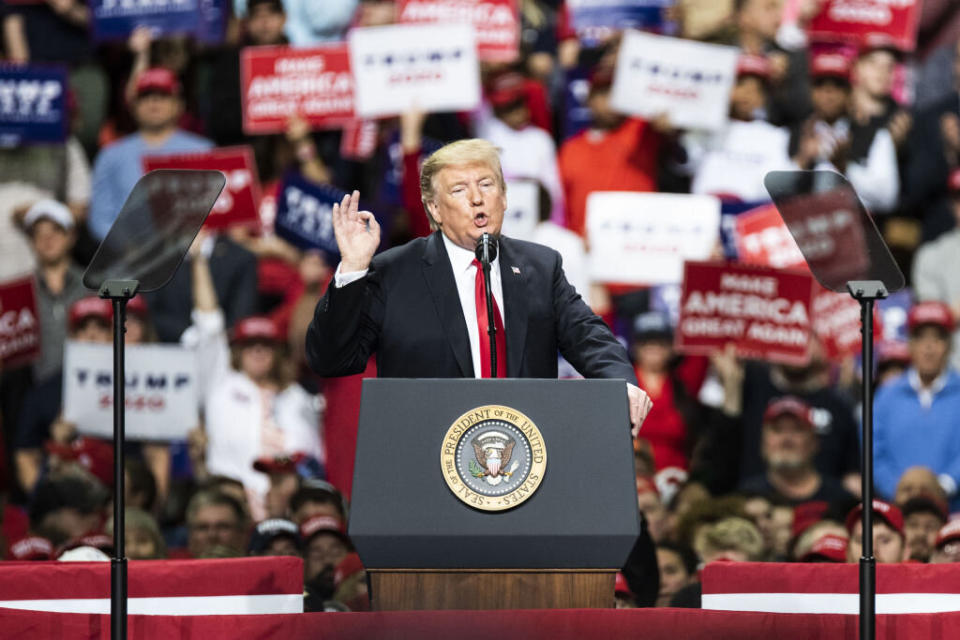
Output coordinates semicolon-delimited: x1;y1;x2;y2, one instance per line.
419;139;506;230
694;516;765;562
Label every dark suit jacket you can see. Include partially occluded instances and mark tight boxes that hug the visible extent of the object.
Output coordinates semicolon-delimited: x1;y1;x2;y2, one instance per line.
144;236;258;343
306;231;636;383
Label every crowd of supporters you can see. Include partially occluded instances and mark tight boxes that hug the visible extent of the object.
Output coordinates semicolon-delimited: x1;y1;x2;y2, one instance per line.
2;0;960;612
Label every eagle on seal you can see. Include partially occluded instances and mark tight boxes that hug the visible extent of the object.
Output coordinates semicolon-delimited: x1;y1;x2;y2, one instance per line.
473;435;515;478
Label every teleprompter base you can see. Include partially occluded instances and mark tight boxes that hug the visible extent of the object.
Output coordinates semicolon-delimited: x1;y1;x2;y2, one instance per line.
368;569;616;610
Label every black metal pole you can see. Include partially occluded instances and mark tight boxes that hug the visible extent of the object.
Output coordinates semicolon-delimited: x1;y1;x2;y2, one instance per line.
482;262;497;378
110;296;128;640
859;296;876;640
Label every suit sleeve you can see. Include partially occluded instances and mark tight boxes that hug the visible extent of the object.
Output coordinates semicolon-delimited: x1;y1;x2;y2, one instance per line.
305;267;384;377
551;253;638;384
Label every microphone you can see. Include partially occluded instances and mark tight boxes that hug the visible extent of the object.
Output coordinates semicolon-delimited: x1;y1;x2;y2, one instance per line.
475;232;499;377
475;232;498;266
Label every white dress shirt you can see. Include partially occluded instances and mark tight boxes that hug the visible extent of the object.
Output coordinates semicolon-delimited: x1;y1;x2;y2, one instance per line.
334;232;505;378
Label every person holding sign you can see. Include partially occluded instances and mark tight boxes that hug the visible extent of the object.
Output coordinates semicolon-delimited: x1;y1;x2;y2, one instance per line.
305;139;653;433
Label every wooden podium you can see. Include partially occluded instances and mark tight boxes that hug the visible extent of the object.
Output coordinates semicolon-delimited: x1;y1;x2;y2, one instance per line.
349;379;640;611
368;569;616;610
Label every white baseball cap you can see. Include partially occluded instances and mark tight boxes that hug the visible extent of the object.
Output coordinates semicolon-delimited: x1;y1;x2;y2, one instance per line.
24;199;74;232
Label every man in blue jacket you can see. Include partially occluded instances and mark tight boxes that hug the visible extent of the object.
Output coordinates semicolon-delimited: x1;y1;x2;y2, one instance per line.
875;301;960;509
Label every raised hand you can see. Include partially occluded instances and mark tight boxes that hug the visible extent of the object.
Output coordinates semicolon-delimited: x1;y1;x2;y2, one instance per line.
332;190;380;273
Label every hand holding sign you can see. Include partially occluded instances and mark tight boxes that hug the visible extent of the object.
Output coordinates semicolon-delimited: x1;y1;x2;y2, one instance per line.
333;190;380;273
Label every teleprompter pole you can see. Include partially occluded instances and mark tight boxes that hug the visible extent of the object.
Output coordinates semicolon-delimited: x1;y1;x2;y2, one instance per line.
847;280;887;640
101;279;139;640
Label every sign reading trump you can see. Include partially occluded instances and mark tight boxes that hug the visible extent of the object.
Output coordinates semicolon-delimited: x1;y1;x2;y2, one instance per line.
568;0;675;45
348;23;481;118
397;0;519;62
241;45;354;135
676;261;816;365
586;192;720;285
274;174;343;255
63;341;199;441
0;65;68;147
610;30;738;132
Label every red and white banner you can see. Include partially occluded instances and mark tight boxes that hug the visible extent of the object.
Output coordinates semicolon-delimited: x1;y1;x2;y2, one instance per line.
676;261;816;365
735;204;807;271
0;276;41;367
397;0;520;62
339;118;379;161
144;146;261;230
808;0;921;53
703;561;960;614
240;45;354;135
0;557;303;615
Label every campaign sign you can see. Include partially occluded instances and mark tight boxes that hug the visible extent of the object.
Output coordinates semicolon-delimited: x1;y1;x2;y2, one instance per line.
144;146;261;230
91;0;203;41
500;179;540;242
63;341;199;441
610;31;738;132
0;277;41;367
676;261;816;365
195;0;227;44
735;203;807;270
568;0;674;45
586;192;720;285
348;23;481;118
241;45;354;135
397;0;519;62
812;285;872;361
0;65;68;147
808;0;921;53
274;174;343;255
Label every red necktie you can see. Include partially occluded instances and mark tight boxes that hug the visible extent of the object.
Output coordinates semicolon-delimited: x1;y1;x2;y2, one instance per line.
472;258;507;378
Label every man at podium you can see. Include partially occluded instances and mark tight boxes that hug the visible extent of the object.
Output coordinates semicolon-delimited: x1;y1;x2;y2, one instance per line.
306;139;652;431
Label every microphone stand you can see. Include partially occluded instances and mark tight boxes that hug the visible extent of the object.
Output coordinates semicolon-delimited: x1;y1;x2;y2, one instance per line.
477;233;498;378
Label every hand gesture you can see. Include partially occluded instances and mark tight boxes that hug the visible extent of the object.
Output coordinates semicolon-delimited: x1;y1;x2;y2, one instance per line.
128;25;153;55
628;383;653;437
333;190;380;273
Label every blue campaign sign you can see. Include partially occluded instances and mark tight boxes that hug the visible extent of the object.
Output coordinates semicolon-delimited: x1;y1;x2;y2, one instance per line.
194;0;226;44
568;0;675;46
90;0;216;42
561;66;592;142
274;174;344;256
0;65;68;147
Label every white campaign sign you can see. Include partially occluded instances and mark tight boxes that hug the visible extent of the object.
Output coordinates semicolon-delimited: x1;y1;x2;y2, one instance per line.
63;341;199;441
500;179;539;242
610;30;737;132
586;192;720;285
348;23;481;118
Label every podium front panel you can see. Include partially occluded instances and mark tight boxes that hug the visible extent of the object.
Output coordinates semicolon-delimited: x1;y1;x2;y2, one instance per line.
348;378;641;569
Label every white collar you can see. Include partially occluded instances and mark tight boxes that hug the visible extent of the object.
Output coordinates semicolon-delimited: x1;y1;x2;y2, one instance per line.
908;368;949;410
441;232;499;275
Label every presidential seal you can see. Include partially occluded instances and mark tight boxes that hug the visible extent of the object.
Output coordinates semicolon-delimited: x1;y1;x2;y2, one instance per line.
440;405;547;512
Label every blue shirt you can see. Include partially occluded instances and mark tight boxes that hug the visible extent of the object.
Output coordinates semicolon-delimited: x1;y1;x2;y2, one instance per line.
88;130;213;240
873;368;960;508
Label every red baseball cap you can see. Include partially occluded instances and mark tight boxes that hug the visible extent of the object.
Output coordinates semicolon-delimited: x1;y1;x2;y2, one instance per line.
56;532;114;559
737;54;771;80
935;519;960;549
334;552;365;588
614;571;633;596
8;536;54;561
792;500;829;539
487;72;526;108
45;437;115;488
800;532;849;563
300;514;348;543
877;340;910;365
907;301;954;336
69;297;113;330
763;396;814;429
859;33;903;59
135;68;181;97
230;316;282;344
845;500;904;537
810;52;852;82
126;295;149;319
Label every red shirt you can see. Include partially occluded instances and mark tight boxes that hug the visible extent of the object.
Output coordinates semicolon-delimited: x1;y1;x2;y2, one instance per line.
558;118;661;236
635;357;708;471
